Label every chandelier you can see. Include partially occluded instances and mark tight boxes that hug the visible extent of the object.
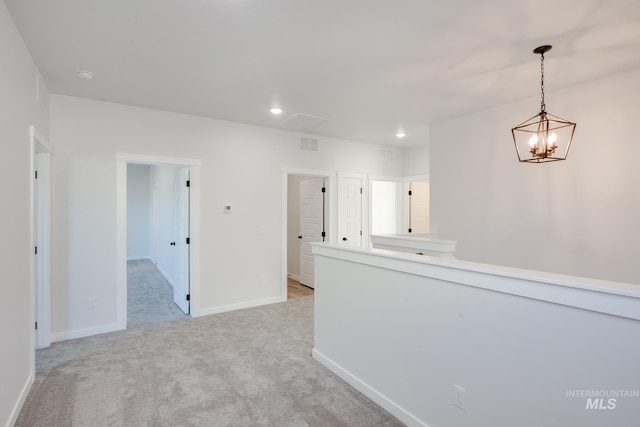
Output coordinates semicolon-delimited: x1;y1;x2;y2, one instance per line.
512;45;576;163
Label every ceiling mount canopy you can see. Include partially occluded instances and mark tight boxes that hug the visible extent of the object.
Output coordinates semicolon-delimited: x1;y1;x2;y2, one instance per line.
512;45;576;163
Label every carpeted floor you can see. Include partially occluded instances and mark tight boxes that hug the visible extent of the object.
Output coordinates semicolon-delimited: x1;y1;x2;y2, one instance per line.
16;261;404;426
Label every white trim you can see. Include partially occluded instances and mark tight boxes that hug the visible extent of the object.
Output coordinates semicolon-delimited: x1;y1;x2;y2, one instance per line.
116;159;128;331
197;296;283;317
287;273;301;282
368;174;404;182
30;125;52;354
403;173;429;182
337;172;368;248
281;167;336;302
157;264;176;288
126;256;153;261
6;373;34;427
312;349;430;427
116;152;201;166
116;153;202;326
30;126;52;153
403;176;430;234
312;243;640;320
51;323;122;342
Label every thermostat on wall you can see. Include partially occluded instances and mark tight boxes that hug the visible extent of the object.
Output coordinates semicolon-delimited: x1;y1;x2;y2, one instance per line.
223;203;232;213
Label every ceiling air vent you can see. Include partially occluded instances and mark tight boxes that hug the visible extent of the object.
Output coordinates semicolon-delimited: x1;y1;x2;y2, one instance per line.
300;137;319;152
284;113;329;131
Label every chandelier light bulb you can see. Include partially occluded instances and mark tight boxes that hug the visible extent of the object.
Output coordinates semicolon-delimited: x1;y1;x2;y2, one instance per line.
511;45;576;163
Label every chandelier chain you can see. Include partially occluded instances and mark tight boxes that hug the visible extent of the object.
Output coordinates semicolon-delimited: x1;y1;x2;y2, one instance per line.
540;52;546;113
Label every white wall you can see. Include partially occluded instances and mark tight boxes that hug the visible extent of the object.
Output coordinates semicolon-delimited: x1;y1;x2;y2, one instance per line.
0;3;50;426
403;144;429;177
313;244;640;427
431;68;640;284
126;164;152;260
49;94;410;338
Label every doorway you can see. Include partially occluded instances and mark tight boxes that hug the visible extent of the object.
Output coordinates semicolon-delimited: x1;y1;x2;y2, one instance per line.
31;126;52;349
370;178;402;236
116;153;201;329
407;179;430;234
337;173;366;247
126;164;191;322
283;169;333;299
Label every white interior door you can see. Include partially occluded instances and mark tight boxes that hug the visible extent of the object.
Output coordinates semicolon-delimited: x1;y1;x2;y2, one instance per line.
173;167;190;314
299;178;324;288
34;147;51;348
409;180;430;233
338;176;363;247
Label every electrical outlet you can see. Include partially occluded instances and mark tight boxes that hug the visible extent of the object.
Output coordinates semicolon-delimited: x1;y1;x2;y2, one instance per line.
454;384;466;410
88;298;97;310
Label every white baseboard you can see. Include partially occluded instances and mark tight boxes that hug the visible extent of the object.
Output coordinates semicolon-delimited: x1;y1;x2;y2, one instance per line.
195;296;283;318
156;265;175;289
51;322;123;343
287;273;301;282
6;373;34;427
311;349;429;427
127;256;152;261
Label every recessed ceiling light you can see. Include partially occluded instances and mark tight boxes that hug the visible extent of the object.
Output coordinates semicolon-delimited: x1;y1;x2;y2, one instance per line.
76;69;95;80
270;107;283;115
396;132;406;138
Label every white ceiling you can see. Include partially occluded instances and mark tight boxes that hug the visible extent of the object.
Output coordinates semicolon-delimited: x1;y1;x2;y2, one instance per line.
6;0;640;147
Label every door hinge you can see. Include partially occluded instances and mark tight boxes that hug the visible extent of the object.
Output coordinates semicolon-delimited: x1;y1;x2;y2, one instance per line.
408;190;412;196
35;170;38;179
321;231;326;238
186;237;190;244
35;321;38;330
321;187;326;193
408;228;412;233
35;246;38;255
186;180;190;187
360;187;363;194
186;294;190;301
360;230;362;236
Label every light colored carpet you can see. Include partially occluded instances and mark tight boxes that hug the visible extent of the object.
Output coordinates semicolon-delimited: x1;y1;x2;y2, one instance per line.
126;259;187;326
16;261;404;426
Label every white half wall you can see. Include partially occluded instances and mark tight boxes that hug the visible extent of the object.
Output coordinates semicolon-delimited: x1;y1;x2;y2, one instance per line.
49;94;412;338
313;244;640;427
430;68;640;285
0;3;50;426
126;164;152;260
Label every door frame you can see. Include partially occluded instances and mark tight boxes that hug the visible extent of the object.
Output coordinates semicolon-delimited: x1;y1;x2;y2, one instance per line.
30;126;52;350
337;172;368;248
116;153;201;327
368;175;404;243
297;176;325;289
282;168;336;300
403;174;429;234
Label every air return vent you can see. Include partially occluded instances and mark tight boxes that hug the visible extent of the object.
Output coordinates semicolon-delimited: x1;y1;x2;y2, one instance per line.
284;113;329;131
300;137;319;152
